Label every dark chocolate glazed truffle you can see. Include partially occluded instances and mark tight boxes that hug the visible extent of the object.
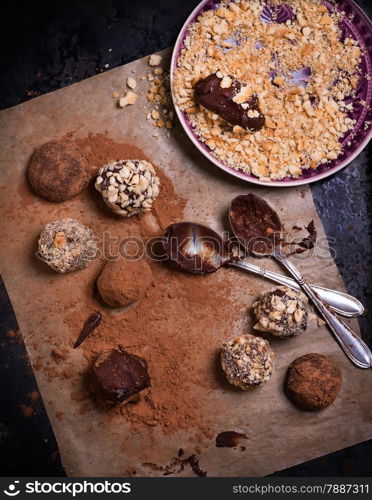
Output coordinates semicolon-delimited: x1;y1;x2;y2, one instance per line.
89;349;150;407
194;73;265;131
28;140;90;202
285;353;342;411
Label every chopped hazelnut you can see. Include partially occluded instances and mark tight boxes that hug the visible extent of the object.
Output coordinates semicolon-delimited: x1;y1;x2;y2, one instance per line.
119;91;138;108
148;54;162;66
126;77;137;89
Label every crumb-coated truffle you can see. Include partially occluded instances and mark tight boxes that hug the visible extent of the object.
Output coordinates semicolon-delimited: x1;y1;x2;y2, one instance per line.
95;160;160;217
89;349;150;407
252;286;308;338
97;257;152;307
285;353;342;410
221;334;274;390
28;140;91;202
37;218;96;273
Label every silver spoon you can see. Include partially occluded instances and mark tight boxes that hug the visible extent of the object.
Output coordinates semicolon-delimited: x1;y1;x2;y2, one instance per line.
162;222;364;318
229;194;371;369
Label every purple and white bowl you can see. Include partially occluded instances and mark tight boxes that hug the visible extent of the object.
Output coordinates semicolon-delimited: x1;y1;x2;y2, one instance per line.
170;0;372;187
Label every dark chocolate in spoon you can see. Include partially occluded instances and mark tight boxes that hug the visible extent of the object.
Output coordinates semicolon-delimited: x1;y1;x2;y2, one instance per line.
229;194;282;256
162;222;235;275
194;73;265;131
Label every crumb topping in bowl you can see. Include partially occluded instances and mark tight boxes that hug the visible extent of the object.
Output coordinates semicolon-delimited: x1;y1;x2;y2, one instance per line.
173;0;362;181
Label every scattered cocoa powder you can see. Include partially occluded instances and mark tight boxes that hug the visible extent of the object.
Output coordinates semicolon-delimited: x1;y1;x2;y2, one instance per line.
7;132;251;472
54;133;241;438
74;133;186;232
65;256;239;436
61;365;75;379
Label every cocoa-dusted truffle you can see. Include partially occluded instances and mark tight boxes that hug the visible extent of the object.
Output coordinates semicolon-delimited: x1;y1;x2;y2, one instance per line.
95;160;160;217
89;349;150;407
252;286;308;338
28;140;90;202
37;218;96;273
285;353;342;411
97;258;152;308
221;334;274;390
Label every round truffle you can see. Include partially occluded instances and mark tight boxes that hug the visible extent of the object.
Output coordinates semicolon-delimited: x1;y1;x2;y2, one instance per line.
221;334;274;390
97;258;152;308
38;218;96;273
95;160;160;217
28;140;90;202
252;286;308;338
89;349;150;407
285;353;342;410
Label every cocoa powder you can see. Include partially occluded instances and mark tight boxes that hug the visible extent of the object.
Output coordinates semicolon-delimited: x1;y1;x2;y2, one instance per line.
54;133;240;438
74;133;185;233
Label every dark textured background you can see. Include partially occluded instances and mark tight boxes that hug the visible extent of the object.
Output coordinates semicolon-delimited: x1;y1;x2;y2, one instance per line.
0;0;371;477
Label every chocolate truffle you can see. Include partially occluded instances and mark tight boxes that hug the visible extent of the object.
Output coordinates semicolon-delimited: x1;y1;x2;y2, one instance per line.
95;160;160;217
285;353;342;410
194;73;265;131
252;286;308;338
89;349;150;406
221;334;274;390
37;218;96;273
97;258;152;308
28;140;90;202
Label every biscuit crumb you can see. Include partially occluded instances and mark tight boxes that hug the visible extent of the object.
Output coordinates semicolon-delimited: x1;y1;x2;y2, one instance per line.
119;91;138;108
127;77;137;89
149;54;162;66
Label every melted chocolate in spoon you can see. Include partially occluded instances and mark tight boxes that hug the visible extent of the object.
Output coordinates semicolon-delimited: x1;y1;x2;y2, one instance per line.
229;194;282;256
229;194;318;256
162;222;234;274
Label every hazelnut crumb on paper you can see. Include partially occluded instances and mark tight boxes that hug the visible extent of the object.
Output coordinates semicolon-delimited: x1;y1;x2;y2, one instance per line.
126;76;137;89
145;55;175;133
119;90;138;108
173;0;362;181
149;54;163;66
112;55;175;137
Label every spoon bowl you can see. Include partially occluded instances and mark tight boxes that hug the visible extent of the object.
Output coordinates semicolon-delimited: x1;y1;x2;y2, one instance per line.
162;222;232;274
229;193;283;257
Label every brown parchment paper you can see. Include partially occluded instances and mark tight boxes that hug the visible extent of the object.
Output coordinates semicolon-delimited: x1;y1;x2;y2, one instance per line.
1;48;372;477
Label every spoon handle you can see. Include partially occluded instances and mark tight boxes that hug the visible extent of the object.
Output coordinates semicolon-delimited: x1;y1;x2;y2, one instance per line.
274;254;372;369
231;261;364;318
